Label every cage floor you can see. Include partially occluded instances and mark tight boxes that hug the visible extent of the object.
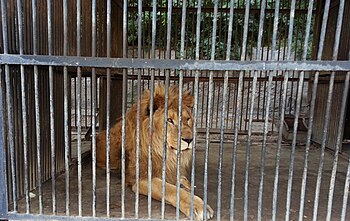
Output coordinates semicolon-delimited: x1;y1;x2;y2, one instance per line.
16;140;350;220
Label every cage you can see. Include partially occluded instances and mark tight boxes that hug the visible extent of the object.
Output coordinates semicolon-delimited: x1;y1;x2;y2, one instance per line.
0;0;350;220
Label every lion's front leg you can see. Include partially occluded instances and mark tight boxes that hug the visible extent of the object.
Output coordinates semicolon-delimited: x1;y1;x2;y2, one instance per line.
132;177;214;220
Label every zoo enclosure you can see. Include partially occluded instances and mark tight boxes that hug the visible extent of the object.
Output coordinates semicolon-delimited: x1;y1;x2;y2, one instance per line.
0;0;350;220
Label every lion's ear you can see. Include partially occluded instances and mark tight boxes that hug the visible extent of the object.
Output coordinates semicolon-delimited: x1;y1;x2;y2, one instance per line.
183;91;194;109
145;95;163;116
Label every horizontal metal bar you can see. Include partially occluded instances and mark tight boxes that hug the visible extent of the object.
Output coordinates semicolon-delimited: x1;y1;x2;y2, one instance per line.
1;54;350;71
5;212;166;221
128;6;315;14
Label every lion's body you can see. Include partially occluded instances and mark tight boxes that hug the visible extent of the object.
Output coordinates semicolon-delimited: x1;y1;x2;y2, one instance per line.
96;85;213;220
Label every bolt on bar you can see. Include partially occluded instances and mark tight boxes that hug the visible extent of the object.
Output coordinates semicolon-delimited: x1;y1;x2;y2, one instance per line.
189;0;202;219
76;0;83;216
1;0;17;213
313;0;345;220
16;0;30;214
217;0;234;219
91;0;97;217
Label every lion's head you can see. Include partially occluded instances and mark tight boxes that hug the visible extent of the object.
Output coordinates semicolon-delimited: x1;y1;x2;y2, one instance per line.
139;84;195;154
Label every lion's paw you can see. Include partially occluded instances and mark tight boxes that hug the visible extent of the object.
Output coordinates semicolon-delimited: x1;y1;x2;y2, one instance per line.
192;201;214;221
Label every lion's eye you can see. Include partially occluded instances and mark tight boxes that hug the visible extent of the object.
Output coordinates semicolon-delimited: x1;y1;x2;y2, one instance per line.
167;118;174;125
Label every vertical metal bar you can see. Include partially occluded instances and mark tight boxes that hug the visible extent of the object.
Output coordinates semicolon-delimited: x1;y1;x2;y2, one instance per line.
0;67;8;217
62;0;70;215
91;0;97;217
32;0;43;214
314;1;345;220
272;0;296;219
243;1;267;220
47;0;56;214
203;0;218;219
16;0;30;214
230;0;250;220
217;0;234;220
2;0;17;213
175;0;187;219
147;0;157;217
341;157;350;221
258;1;280;220
285;0;313;219
189;0;202;219
105;0;111;217
325;69;349;221
121;0;128;217
134;0;143;217
161;0;172;217
298;0;330;219
76;0;82;216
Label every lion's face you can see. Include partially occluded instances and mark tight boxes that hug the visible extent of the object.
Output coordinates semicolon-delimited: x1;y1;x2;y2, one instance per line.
146;85;195;153
152;105;194;152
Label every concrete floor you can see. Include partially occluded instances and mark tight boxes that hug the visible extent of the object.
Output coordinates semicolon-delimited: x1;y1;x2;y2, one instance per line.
17;140;350;220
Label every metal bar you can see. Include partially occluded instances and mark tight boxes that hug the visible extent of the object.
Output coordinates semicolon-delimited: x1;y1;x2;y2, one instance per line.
325;69;349;221
77;0;82;216
298;0;330;219
230;0;250;220
147;0;157;217
285;0;314;219
161;0;173;217
32;0;43;214
121;0;128;216
160;73;170;219
0;67;8;217
203;0;218;219
314;0;346;220
3;0;18;213
47;0;56;214
241;0;252;220
134;0;143;217
105;0;112;217
16;0;30;214
272;0;297;219
189;0;202;218
341;157;350;221
5;212;175;221
217;0;234;219
91;0;97;217
1;55;350;71
62;0;70;215
175;0;187;219
244;1;267;220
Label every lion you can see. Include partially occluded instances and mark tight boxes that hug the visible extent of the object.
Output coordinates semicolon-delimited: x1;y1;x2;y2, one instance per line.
96;84;214;220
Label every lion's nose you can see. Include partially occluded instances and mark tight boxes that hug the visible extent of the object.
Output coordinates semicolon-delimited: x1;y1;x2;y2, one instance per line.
182;138;193;145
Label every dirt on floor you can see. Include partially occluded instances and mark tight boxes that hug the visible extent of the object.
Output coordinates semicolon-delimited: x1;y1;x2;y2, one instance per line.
16;139;350;220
